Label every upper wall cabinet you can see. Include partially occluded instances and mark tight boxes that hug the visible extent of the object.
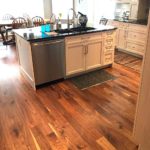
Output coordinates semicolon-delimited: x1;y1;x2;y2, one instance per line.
130;3;139;19
115;0;138;3
114;0;149;20
115;0;133;3
131;0;138;3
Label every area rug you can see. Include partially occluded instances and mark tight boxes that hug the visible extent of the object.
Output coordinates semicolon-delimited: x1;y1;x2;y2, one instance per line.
69;70;116;90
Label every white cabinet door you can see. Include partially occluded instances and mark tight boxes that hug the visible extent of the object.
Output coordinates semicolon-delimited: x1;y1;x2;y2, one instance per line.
66;43;85;76
117;28;127;49
131;0;138;3
130;4;138;19
86;40;102;70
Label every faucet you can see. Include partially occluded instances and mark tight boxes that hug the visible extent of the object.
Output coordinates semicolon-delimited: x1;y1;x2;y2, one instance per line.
50;13;56;24
67;8;78;29
50;13;57;30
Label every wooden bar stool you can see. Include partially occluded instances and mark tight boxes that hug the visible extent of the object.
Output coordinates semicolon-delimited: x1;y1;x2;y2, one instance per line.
32;16;44;27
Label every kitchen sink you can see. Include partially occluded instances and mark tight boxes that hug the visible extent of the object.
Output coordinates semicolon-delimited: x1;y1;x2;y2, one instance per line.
55;27;95;34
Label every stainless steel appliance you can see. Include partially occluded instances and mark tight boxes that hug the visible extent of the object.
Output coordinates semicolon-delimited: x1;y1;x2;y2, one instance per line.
31;39;65;85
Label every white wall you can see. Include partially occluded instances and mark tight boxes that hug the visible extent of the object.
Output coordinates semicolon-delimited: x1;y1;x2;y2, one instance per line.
133;10;150;150
0;0;44;18
75;0;115;26
43;0;52;19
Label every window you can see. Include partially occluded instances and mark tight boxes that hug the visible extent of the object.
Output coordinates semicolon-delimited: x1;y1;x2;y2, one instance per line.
93;0;115;26
0;0;44;19
52;0;73;19
76;0;115;26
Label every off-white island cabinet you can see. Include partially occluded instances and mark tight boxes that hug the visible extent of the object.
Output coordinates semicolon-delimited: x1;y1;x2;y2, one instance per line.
14;26;116;89
65;31;116;76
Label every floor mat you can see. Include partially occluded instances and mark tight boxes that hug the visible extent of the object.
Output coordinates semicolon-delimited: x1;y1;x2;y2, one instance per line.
69;69;116;90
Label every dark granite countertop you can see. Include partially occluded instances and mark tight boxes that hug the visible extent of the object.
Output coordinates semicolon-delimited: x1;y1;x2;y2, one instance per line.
113;19;148;25
13;25;117;43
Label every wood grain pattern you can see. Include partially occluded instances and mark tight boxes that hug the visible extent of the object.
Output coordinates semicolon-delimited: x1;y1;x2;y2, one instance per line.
97;137;116;150
115;50;142;73
0;44;139;150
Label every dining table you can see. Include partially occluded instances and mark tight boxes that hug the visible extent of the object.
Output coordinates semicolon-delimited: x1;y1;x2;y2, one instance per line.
0;20;14;44
0;19;13;27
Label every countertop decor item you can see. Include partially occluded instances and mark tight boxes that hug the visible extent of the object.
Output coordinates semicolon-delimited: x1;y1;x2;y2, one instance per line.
78;12;88;27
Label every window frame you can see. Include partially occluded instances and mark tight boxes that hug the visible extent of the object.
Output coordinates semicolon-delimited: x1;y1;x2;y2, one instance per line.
51;0;75;20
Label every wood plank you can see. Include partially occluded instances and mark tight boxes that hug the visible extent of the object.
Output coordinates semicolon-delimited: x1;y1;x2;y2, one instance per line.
0;44;139;150
97;136;116;150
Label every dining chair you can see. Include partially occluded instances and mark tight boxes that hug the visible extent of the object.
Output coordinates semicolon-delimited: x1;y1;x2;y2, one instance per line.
2;14;14;20
12;17;27;29
0;26;7;44
22;13;33;27
99;18;108;25
32;16;44;26
22;13;30;19
2;14;15;40
0;26;14;46
10;17;27;43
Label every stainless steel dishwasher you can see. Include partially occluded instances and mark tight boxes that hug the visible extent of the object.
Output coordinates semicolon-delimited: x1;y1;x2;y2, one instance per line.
31;39;65;86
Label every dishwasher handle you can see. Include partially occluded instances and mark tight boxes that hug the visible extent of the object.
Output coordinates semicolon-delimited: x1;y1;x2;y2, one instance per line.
32;39;64;46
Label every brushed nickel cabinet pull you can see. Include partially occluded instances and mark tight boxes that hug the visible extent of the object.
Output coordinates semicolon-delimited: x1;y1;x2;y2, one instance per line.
106;39;113;42
86;46;88;54
32;40;64;46
83;45;86;55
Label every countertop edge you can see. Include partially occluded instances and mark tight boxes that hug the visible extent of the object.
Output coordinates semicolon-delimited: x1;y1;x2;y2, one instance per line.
112;19;148;26
14;27;117;43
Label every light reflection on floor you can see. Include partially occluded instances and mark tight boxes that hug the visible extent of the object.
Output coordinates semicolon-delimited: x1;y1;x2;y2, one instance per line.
0;45;20;80
0;47;9;58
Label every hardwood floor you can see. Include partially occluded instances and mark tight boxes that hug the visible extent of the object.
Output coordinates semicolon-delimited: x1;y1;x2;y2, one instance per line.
115;50;142;73
0;45;140;150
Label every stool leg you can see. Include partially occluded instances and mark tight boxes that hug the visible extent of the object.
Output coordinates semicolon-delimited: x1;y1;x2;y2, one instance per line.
6;30;8;40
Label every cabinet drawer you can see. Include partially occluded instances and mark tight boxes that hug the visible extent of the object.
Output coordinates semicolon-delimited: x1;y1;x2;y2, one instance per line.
105;45;114;51
104;52;114;64
127;31;146;43
65;33;102;45
105;38;114;45
128;24;147;33
108;20;120;27
105;39;114;50
66;36;82;45
82;33;102;42
126;42;145;55
103;31;115;39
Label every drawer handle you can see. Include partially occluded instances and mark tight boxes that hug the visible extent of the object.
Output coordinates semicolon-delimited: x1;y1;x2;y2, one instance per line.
107;36;112;39
81;37;90;40
83;45;86;54
106;42;112;45
106;39;113;42
107;32;113;35
106;46;112;49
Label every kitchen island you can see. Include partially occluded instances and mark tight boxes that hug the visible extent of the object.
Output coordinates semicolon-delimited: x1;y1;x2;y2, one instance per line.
14;25;116;89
